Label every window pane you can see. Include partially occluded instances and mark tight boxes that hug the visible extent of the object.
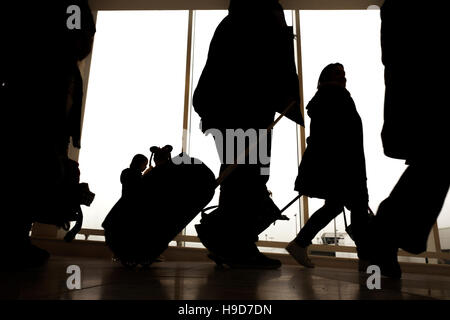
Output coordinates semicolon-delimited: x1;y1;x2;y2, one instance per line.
300;10;406;256
79;11;188;230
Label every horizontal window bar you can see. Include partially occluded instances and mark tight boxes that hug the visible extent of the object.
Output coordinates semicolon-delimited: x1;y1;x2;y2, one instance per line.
89;0;384;11
77;228;450;261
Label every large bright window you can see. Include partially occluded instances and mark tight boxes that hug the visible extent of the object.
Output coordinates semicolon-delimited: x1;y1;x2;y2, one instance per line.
78;11;189;230
76;8;449;259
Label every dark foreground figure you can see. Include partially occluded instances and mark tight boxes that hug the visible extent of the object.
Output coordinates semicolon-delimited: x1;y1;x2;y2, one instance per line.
193;0;303;268
371;0;450;278
1;1;96;269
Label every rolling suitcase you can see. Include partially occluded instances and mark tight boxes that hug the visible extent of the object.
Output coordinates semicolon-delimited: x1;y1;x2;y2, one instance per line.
102;148;216;267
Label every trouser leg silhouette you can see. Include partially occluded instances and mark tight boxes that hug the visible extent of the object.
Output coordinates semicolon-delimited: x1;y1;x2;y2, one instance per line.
294;200;342;247
294;198;370;259
375;160;449;254
198;129;280;258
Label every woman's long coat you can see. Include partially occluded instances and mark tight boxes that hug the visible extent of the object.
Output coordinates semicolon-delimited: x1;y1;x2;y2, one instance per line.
295;86;368;206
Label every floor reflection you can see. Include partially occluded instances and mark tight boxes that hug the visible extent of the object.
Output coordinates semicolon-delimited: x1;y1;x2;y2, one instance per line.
3;257;449;300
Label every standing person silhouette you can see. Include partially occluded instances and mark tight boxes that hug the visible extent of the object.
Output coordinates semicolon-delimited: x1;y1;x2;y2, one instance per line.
193;0;303;269
371;0;450;278
286;63;371;269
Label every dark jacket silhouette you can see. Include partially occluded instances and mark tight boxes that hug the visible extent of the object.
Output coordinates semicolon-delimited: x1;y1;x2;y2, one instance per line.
2;1;95;155
119;154;148;198
380;0;448;163
120;168;144;198
295;85;368;205
193;0;303;131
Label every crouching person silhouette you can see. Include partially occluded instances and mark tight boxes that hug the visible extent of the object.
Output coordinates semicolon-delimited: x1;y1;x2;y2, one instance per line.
193;0;304;269
286;63;371;270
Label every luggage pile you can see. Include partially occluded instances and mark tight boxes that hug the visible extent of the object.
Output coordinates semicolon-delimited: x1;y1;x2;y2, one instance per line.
102;146;216;267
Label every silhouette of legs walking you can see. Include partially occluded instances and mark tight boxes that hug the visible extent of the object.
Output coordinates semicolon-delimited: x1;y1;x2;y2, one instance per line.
372;160;449;278
294;200;343;247
196;130;281;268
288;197;371;269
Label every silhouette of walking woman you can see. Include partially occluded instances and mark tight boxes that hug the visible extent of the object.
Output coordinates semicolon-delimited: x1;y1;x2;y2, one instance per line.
287;63;370;269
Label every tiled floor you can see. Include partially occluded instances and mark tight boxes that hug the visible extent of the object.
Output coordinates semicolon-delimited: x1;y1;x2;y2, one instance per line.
2;256;450;300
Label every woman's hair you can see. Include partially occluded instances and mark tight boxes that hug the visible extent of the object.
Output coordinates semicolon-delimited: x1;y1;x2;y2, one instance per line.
317;63;344;89
130;154;148;169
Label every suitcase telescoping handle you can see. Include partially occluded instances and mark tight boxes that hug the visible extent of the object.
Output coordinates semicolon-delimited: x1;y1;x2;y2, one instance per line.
215;100;298;186
280;194;301;215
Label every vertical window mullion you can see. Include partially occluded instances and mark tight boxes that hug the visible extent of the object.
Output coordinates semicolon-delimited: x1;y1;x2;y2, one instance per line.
294;10;309;229
178;9;196;247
